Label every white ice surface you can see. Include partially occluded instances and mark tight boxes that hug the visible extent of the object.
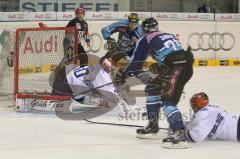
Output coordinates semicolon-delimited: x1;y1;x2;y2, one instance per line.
0;67;240;159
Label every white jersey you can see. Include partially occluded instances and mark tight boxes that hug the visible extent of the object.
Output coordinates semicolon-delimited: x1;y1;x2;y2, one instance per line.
65;64;116;99
187;105;239;143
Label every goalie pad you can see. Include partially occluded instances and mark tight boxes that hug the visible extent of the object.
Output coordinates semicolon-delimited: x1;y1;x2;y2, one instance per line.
73;95;116;107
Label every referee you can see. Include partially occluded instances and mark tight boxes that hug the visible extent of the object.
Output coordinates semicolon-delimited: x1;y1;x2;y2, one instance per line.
66;7;90;67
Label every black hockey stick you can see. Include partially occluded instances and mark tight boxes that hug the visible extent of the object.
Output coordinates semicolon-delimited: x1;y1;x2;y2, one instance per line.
84;119;169;130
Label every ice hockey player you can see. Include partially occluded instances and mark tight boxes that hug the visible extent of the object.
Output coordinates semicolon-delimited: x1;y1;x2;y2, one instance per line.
51;58;118;107
113;17;194;149
101;13;153;87
101;13;142;63
66;7;90;67
186;92;240;143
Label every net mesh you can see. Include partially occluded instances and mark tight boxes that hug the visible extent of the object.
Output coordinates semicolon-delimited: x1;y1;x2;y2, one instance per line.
0;27;77;107
0;30;15;107
16;27;77;95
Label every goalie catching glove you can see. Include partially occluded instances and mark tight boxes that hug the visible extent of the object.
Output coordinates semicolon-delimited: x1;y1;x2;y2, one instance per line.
149;63;169;75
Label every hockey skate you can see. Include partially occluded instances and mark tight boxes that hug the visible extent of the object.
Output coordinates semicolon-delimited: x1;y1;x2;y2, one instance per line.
162;130;189;149
136;121;160;139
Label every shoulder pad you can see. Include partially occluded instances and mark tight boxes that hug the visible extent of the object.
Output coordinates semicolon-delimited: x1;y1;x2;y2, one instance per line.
117;19;129;25
194;108;209;120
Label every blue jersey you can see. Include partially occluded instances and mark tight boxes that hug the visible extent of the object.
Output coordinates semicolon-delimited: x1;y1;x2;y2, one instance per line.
101;19;143;56
124;30;183;76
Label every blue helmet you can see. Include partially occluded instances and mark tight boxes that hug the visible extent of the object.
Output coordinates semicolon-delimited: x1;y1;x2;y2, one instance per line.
141;17;158;33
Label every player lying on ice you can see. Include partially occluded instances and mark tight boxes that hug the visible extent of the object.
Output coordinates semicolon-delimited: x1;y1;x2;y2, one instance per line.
186;92;240;143
113;17;194;149
51;58;123;107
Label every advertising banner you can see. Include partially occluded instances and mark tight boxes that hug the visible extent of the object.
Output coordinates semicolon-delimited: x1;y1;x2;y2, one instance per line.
30;12;57;21
86;12;119;20
1;12;240;65
56;12;75;21
19;0;129;12
2;12;31;21
2;12;240;22
215;14;240;22
153;13;214;21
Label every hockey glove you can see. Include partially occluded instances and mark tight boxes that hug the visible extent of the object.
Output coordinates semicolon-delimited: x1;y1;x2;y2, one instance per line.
107;38;117;50
150;63;169;76
113;68;126;86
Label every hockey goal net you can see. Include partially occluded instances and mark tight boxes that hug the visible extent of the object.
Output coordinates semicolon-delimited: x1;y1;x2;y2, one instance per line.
0;27;78;107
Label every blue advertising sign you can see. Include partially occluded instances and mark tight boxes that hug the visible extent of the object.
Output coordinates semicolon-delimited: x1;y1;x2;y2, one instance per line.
20;0;121;12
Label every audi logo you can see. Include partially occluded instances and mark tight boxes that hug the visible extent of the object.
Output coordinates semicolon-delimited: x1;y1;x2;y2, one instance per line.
188;32;235;51
80;33;103;53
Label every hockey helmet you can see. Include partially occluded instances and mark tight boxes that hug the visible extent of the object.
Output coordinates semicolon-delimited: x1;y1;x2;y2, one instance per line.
128;13;139;23
190;92;209;112
141;17;158;33
75;7;85;15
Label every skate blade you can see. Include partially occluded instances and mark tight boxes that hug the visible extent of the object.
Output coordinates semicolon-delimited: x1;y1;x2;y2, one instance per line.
136;132;161;140
162;141;189;149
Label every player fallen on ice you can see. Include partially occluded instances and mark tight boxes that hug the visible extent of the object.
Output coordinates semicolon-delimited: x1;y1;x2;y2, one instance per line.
186;92;240;143
51;58;119;107
113;18;194;148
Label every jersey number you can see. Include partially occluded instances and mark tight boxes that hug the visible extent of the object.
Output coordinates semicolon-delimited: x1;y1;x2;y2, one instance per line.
74;67;87;78
163;39;182;51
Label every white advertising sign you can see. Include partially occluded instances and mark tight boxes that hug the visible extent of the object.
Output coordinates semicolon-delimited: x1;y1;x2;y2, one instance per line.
30;12;56;21
215;14;240;22
153;13;214;21
182;13;214;21
56;12;75;21
2;12;31;21
86;12;119;20
1;13;240;60
153;12;183;21
1;12;240;22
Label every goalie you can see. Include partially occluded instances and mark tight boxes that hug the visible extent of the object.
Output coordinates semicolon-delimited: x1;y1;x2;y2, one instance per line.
51;58;119;107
